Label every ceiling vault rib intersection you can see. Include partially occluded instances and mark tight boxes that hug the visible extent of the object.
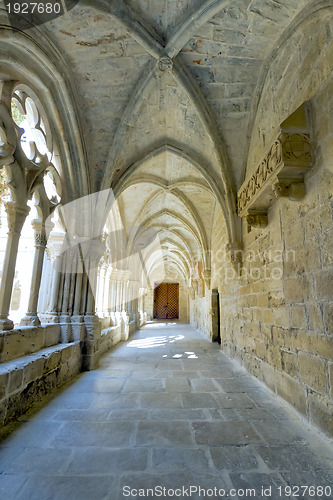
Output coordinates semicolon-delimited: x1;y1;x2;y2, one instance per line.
96;0;239;249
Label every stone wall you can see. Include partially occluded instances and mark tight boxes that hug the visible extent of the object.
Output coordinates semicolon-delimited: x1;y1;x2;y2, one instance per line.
190;10;333;438
0;342;81;427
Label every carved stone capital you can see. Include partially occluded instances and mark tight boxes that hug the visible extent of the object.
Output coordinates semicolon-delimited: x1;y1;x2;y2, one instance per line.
246;213;268;228
30;219;47;247
45;232;65;260
5;201;30;235
35;232;48;246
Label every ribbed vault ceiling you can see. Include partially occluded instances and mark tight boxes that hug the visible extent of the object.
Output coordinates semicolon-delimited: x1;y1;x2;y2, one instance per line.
28;0;315;283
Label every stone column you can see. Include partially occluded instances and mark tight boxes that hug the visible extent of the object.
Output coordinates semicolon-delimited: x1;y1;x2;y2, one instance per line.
82;240;104;371
20;219;48;326
103;268;111;318
97;264;107;317
109;272;116;325
0;201;30;330
115;280;121;312
59;263;73;342
39;232;64;324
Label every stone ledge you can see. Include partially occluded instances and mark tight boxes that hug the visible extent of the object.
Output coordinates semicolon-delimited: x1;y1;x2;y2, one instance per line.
0;342;80;426
0;324;61;363
99;325;122;356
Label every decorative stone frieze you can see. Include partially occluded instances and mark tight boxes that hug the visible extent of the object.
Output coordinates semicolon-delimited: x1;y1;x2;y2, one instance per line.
237;132;312;224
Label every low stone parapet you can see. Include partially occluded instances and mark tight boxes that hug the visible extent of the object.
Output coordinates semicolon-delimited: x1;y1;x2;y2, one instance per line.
99;325;122;355
0;324;61;363
0;341;81;426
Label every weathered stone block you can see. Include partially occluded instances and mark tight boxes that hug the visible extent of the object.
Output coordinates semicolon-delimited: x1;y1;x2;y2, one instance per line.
304;215;322;241
243;352;262;379
272;307;290;329
58;362;70;383
323;303;333;334
272;327;293;350
268;290;285;308
1;328;45;363
0;372;9;399
315;270;333;300
308;392;333;437
44;325;61;347
292;331;333;360
290;305;307;329
23;357;45;385
267;345;282;370
262;308;273;324
60;345;75;363
255;340;267;360
320;229;333;266
299;352;328;394
257;293;269;308
284;275;314;303
281;350;299;377
284;223;304;250
7;367;24;395
0;400;6;426
261;362;276;392
43;350;61;374
260;323;272;343
275;371;307;416
319;204;333;233
307;303;324;332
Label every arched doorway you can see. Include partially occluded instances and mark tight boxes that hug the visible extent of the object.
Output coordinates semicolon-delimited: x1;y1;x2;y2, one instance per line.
154;283;179;319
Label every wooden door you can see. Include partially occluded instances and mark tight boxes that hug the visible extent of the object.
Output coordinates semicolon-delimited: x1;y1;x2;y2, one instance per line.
154;283;179;319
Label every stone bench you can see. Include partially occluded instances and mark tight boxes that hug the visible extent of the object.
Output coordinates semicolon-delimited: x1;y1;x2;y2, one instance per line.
0;324;61;363
0;341;81;426
99;325;122;355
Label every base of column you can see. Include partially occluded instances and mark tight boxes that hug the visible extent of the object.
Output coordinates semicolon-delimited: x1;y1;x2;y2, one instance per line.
20;315;41;327
38;313;59;324
59;315;72;343
0;317;14;331
121;311;130;341
82;315;101;371
71;315;85;342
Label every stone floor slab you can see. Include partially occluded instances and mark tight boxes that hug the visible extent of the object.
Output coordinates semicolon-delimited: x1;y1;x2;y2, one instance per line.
192;421;262;445
0;322;332;500
135;421;193;446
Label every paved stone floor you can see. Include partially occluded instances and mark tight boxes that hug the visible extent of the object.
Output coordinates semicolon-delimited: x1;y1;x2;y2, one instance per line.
0;323;332;500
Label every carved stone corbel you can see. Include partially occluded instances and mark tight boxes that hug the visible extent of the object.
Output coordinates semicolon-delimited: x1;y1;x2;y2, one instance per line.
237;103;312;229
226;242;243;266
246;212;268;228
202;269;211;290
273;181;305;201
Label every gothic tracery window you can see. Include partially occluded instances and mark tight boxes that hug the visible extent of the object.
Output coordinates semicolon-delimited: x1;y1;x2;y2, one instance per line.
0;82;62;326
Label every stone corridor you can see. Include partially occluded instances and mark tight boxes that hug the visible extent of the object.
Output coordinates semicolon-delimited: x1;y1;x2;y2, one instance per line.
0;323;332;500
